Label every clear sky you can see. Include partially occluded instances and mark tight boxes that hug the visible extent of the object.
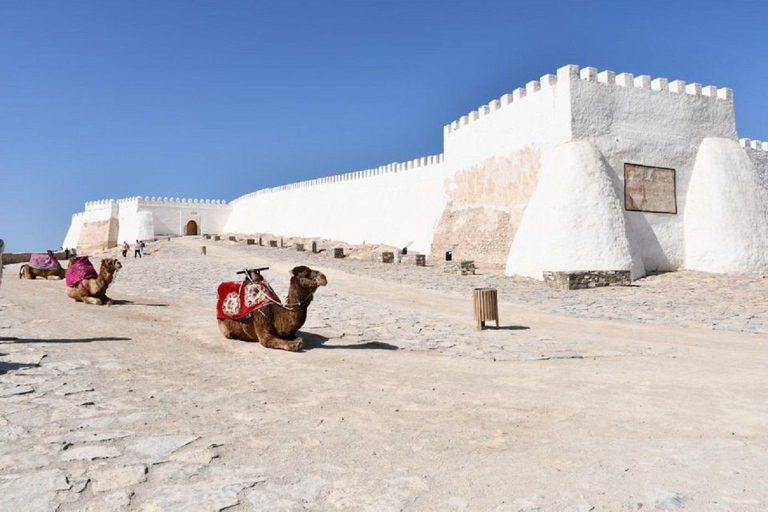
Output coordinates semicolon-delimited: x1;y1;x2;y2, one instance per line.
1;0;766;252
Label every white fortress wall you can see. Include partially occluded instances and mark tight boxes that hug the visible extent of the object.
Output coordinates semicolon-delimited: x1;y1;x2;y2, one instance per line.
741;138;768;191
62;212;85;251
224;155;449;255
433;69;573;266
569;65;737;272
135;197;230;236
75;200;120;251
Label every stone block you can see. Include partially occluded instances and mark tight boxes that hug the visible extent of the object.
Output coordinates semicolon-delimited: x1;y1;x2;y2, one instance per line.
295;243;304;251
213;235;221;241
228;236;237;242
246;239;255;245
373;251;394;263
542;270;631;290
333;247;344;258
269;240;278;248
443;260;475;275
311;241;318;253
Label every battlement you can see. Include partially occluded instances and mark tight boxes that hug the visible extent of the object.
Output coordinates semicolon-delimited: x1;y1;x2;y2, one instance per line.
740;138;768;151
231;153;444;204
84;199;116;209
110;196;228;206
444;64;733;136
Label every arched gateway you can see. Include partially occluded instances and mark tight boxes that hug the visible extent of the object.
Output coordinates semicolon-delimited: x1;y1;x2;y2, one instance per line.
185;220;198;236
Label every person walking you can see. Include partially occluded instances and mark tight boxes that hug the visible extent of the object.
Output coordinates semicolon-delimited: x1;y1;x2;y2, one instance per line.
139;240;146;257
122;241;129;258
134;240;142;258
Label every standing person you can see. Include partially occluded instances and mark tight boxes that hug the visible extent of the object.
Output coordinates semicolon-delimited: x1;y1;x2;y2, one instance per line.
122;241;129;258
139;240;146;257
134;240;142;258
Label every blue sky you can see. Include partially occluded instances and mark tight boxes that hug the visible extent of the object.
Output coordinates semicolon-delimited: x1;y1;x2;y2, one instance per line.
1;0;766;252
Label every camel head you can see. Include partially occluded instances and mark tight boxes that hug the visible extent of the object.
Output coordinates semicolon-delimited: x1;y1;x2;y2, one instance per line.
100;258;123;275
289;266;327;291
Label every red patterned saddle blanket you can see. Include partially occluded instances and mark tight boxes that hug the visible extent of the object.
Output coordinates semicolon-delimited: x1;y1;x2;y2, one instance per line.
216;280;282;320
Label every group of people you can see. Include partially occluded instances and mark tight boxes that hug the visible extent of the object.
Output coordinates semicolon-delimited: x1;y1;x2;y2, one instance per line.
121;240;146;258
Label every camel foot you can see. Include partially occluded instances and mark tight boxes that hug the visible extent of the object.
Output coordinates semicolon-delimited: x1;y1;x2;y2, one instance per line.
83;297;103;305
46;276;63;280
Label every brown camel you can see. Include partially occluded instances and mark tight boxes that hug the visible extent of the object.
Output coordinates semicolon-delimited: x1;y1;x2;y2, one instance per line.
217;265;327;351
20;264;66;280
66;258;122;305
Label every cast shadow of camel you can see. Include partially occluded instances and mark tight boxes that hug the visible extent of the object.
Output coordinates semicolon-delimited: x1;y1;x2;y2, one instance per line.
299;331;399;351
0;337;131;344
0;361;40;374
111;300;169;307
484;325;530;331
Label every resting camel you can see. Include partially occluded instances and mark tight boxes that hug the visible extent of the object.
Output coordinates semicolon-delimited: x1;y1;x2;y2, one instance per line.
20;265;66;280
66;258;122;305
217;265;327;351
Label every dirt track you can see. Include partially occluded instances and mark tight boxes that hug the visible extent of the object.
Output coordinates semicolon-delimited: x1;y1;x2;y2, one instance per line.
1;237;767;511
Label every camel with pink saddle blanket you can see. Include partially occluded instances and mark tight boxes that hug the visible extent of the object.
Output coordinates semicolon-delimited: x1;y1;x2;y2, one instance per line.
19;250;66;280
65;256;122;305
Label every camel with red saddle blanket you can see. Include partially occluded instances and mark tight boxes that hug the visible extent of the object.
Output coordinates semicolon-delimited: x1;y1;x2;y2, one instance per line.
65;256;122;305
217;265;327;351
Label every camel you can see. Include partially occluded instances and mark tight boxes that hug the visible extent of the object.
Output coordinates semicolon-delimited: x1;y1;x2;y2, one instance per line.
217;265;327;351
20;250;66;280
66;258;122;305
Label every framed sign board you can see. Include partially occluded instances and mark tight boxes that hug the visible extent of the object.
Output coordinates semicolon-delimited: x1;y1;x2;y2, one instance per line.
624;163;677;214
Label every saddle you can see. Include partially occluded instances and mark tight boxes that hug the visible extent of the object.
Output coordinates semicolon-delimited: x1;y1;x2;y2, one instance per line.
29;251;62;270
65;256;98;288
216;279;282;320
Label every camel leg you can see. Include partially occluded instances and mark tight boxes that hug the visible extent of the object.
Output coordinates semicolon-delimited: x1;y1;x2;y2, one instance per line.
46;276;63;280
82;297;103;305
254;323;303;352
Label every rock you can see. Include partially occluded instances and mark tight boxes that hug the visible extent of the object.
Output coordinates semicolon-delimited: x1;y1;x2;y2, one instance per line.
90;465;147;493
60;445;121;462
140;479;263;511
79;490;133;512
0;385;34;397
0;468;70;512
66;430;133;444
60;386;95;396
654;491;689;510
129;435;199;461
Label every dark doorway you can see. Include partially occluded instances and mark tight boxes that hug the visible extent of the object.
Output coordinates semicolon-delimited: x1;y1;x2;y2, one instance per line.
186;220;198;236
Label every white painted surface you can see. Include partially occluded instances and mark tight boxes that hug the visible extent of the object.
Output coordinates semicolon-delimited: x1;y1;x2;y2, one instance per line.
569;66;736;273
61;64;768;276
684;138;768;273
62;213;85;251
505;141;640;279
224;157;450;255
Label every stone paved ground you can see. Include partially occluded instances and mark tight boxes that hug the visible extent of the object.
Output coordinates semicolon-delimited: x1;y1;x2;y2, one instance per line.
1;236;767;511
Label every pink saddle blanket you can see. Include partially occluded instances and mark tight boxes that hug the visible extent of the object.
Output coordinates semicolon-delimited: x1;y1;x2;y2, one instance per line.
65;256;98;287
216;279;282;320
29;251;62;270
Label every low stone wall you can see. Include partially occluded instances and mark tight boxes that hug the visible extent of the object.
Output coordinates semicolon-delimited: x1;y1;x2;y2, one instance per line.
2;250;69;265
542;270;631;290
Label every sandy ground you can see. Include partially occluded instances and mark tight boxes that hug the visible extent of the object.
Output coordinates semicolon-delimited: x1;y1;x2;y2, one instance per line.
1;237;767;511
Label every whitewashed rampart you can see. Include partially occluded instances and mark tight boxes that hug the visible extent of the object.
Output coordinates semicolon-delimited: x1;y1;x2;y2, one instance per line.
225;154;448;255
63;64;768;277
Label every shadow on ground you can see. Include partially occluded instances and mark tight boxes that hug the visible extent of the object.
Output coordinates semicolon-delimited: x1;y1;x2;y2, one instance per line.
485;325;530;331
111;300;169;307
0;337;131;344
300;331;399;351
0;361;40;374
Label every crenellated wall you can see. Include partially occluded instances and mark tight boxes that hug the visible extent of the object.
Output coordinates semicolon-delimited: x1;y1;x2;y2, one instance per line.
63;63;768;276
225;154;448;255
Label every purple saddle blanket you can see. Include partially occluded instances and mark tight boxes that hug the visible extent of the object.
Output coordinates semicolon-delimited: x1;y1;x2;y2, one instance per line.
29;251;62;270
65;256;98;287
